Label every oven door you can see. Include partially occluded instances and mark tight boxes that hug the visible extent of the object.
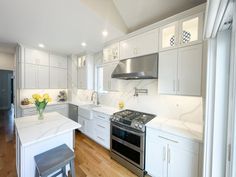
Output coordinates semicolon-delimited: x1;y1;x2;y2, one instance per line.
111;122;145;169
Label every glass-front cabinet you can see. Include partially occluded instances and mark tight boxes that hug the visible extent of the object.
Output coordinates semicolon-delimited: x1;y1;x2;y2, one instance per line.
159;22;178;51
103;43;119;63
159;13;203;51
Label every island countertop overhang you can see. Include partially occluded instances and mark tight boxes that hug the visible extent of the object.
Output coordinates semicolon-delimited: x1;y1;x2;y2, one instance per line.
15;112;81;147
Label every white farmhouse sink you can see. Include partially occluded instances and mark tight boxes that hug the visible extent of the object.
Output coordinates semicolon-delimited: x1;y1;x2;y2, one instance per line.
78;104;100;119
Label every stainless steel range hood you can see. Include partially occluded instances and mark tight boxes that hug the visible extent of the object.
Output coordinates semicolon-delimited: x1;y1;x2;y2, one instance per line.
111;53;158;80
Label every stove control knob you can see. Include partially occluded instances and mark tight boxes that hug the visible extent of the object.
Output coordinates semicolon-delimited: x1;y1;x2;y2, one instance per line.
135;123;138;127
138;124;143;129
115;118;119;121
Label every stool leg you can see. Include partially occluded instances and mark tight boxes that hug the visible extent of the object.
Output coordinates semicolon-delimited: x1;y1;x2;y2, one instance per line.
35;168;39;177
62;166;66;177
69;160;76;177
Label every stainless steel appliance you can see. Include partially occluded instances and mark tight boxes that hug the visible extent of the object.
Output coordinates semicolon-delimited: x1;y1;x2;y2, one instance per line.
111;53;158;80
110;110;156;177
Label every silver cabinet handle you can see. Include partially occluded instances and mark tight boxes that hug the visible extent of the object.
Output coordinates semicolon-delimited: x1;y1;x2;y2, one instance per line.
97;124;105;129
97;136;105;141
167;146;171;164
98;115;106;119
163;146;166;161
177;79;180;92
158;136;178;143
173;80;176;91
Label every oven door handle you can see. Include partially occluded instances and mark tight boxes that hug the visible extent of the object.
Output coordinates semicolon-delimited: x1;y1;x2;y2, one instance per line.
111;123;144;136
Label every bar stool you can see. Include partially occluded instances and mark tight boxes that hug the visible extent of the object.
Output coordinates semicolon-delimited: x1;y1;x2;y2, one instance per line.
34;144;76;177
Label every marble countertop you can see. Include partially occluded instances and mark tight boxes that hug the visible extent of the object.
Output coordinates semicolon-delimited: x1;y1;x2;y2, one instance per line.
92;105;119;115
20;101;68;109
15;112;81;146
146;117;203;143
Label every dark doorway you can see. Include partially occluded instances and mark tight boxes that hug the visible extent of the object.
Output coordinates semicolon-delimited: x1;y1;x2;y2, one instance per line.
0;70;13;110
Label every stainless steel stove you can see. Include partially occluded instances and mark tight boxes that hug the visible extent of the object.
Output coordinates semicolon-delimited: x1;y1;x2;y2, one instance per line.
110;109;156;177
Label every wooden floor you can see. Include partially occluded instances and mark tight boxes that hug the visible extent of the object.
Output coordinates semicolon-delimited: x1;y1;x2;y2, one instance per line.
0;108;137;177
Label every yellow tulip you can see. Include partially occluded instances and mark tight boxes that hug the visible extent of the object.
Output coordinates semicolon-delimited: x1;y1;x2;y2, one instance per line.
38;98;43;102
43;93;49;99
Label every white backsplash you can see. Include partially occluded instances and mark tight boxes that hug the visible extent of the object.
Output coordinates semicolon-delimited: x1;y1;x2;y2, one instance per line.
75;79;203;124
20;89;68;102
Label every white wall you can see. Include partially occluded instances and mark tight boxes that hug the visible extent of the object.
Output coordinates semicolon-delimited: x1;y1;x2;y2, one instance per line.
0;52;14;70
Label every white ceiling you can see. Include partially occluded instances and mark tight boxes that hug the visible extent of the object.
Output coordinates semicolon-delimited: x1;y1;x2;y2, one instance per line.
113;0;206;31
0;0;205;55
0;0;126;55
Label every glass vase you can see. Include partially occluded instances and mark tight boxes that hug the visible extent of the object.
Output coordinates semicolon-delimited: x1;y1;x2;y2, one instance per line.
37;108;45;120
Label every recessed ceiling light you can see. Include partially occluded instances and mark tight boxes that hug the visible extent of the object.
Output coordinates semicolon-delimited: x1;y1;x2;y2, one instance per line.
38;43;45;48
81;42;87;47
102;30;108;37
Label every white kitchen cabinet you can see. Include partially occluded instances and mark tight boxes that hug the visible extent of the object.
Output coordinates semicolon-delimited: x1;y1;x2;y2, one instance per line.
37;65;50;89
25;64;37;88
159;13;203;51
25;64;49;89
77;55;94;90
178;13;203;47
159;22;178;51
78;115;94;139
158;44;202;96
178;44;202;95
103;43;119;63
146;127;200;177
21;103;68;117
25;48;49;66
103;62;119;91
50;67;67;88
50;54;68;69
146;136;167;177
93;111;111;149
119;29;159;60
158;50;178;95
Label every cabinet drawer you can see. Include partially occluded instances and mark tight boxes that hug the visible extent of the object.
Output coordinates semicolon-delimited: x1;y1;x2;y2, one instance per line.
93;111;111;122
147;127;199;153
95;119;110;135
95;133;110;149
46;104;68;111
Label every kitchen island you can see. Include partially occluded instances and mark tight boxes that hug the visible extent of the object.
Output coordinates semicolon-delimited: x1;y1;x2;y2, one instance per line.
15;112;80;177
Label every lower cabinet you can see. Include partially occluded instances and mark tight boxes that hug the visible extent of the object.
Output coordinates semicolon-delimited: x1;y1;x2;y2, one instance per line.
145;127;201;177
78;115;94;139
93;111;110;149
21;103;68;117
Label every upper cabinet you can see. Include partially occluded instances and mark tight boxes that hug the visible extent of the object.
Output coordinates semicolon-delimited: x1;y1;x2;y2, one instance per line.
77;55;94;90
103;43;119;63
25;48;49;66
50;54;68;69
158;44;202;96
159;22;178;51
159;13;203;51
119;29;159;60
17;46;68;89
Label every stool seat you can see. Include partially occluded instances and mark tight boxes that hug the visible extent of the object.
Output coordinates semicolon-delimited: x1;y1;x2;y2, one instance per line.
34;144;75;177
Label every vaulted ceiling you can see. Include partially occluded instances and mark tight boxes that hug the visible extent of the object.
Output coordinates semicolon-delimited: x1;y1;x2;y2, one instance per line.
0;0;205;55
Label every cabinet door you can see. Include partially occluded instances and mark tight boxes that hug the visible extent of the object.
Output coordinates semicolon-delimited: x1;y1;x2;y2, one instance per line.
50;54;68;69
159;22;178;51
103;43;119;63
146;133;167;177
168;144;199;177
50;67;59;88
25;48;49;66
158;50;178;94
78;116;85;132
179;13;203;47
58;68;67;88
25;63;37;88
177;44;202;96
38;66;49;88
134;29;159;57
119;38;136;60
